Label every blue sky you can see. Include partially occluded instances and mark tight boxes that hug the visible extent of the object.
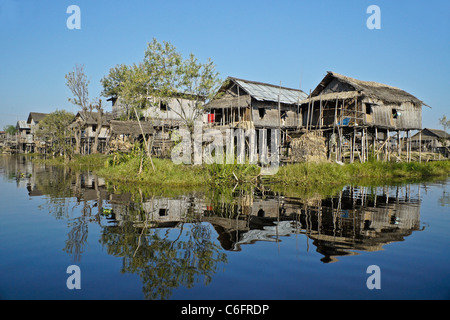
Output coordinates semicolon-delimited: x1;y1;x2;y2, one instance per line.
1;0;449;130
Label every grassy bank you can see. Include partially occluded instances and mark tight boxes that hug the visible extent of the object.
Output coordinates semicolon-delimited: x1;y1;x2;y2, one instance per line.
33;152;450;188
270;160;450;187
96;153;261;187
98;157;208;187
97;153;449;188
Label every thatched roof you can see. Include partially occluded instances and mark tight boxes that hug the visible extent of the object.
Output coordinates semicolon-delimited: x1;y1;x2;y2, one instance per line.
411;128;450;140
75;111;113;125
27;112;48;124
303;71;429;107
109;120;154;136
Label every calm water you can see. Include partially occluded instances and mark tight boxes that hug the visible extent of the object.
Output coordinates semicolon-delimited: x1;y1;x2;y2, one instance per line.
0;155;449;300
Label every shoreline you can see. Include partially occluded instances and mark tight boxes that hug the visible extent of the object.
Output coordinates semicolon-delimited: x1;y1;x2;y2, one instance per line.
23;153;450;187
32;153;449;190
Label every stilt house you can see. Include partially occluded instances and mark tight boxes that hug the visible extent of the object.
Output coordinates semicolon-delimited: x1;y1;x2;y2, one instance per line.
299;71;429;162
206;77;307;130
205;77;307;160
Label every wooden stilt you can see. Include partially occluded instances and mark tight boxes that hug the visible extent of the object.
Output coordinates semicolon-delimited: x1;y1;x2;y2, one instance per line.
306;90;311;132
352;127;356;163
407;130;410;162
362;128;366;163
419;130;422;163
409;130;412;162
375;127;379;160
387;129;390;161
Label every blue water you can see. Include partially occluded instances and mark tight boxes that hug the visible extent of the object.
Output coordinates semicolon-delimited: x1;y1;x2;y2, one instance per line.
0;156;449;300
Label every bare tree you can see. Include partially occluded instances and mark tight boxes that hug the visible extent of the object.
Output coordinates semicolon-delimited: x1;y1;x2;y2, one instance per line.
65;64;90;154
66;64;106;154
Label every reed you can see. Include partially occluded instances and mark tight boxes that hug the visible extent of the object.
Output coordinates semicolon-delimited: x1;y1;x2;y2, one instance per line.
270;160;450;186
37;152;450;189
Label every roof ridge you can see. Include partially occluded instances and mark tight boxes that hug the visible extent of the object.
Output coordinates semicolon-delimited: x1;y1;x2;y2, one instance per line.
228;76;305;93
328;71;403;91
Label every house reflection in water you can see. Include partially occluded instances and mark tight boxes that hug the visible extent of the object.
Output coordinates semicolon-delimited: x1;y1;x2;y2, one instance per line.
199;185;421;263
105;184;421;264
7;151;421;264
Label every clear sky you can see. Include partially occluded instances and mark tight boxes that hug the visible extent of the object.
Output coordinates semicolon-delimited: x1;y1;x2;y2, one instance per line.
1;0;449;130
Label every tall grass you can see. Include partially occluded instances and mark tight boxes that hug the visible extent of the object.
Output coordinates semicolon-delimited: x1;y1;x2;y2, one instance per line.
271;160;450;187
37;151;449;189
98;154;209;187
98;152;263;187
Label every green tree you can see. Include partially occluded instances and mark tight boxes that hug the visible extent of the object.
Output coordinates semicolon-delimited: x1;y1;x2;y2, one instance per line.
101;39;221;163
141;38;221;131
35;110;75;159
100;64;130;99
3;125;16;136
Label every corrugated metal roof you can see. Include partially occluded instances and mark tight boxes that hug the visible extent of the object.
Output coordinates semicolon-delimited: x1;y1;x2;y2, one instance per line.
17;120;30;129
233;78;307;105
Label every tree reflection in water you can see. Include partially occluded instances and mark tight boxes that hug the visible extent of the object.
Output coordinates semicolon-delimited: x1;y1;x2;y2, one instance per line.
2;155;440;299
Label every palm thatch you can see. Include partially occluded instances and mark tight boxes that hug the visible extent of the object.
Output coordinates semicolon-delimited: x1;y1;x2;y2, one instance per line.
109;120;154;136
304;71;429;107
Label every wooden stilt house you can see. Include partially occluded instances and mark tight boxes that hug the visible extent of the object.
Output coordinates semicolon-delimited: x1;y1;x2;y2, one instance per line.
299;71;429;162
206;76;307;130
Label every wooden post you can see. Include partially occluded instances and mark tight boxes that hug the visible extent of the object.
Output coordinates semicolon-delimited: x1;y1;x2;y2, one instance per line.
410;130;413;162
407;130;410;162
278;81;281;130
362;128;365;162
350;129;354;164
306;90;311;132
375;127;379;161
237;85;240;123
366;128;370;161
339;127;343;162
334;97;338;127
319;94;323;130
387;129;390;161
278;82;281;160
419;130;422;163
328;131;332;161
351;127;356;163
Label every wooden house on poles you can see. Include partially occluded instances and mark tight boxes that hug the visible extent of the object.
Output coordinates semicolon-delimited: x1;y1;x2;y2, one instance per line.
207;76;307;129
27;112;49;153
299;71;429;162
107;93;204;157
69;111;113;154
206;76;307;157
411;128;450;154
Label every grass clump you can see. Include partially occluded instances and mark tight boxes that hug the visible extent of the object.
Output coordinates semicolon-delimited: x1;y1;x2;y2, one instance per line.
270;160;450;187
98;154;209;187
